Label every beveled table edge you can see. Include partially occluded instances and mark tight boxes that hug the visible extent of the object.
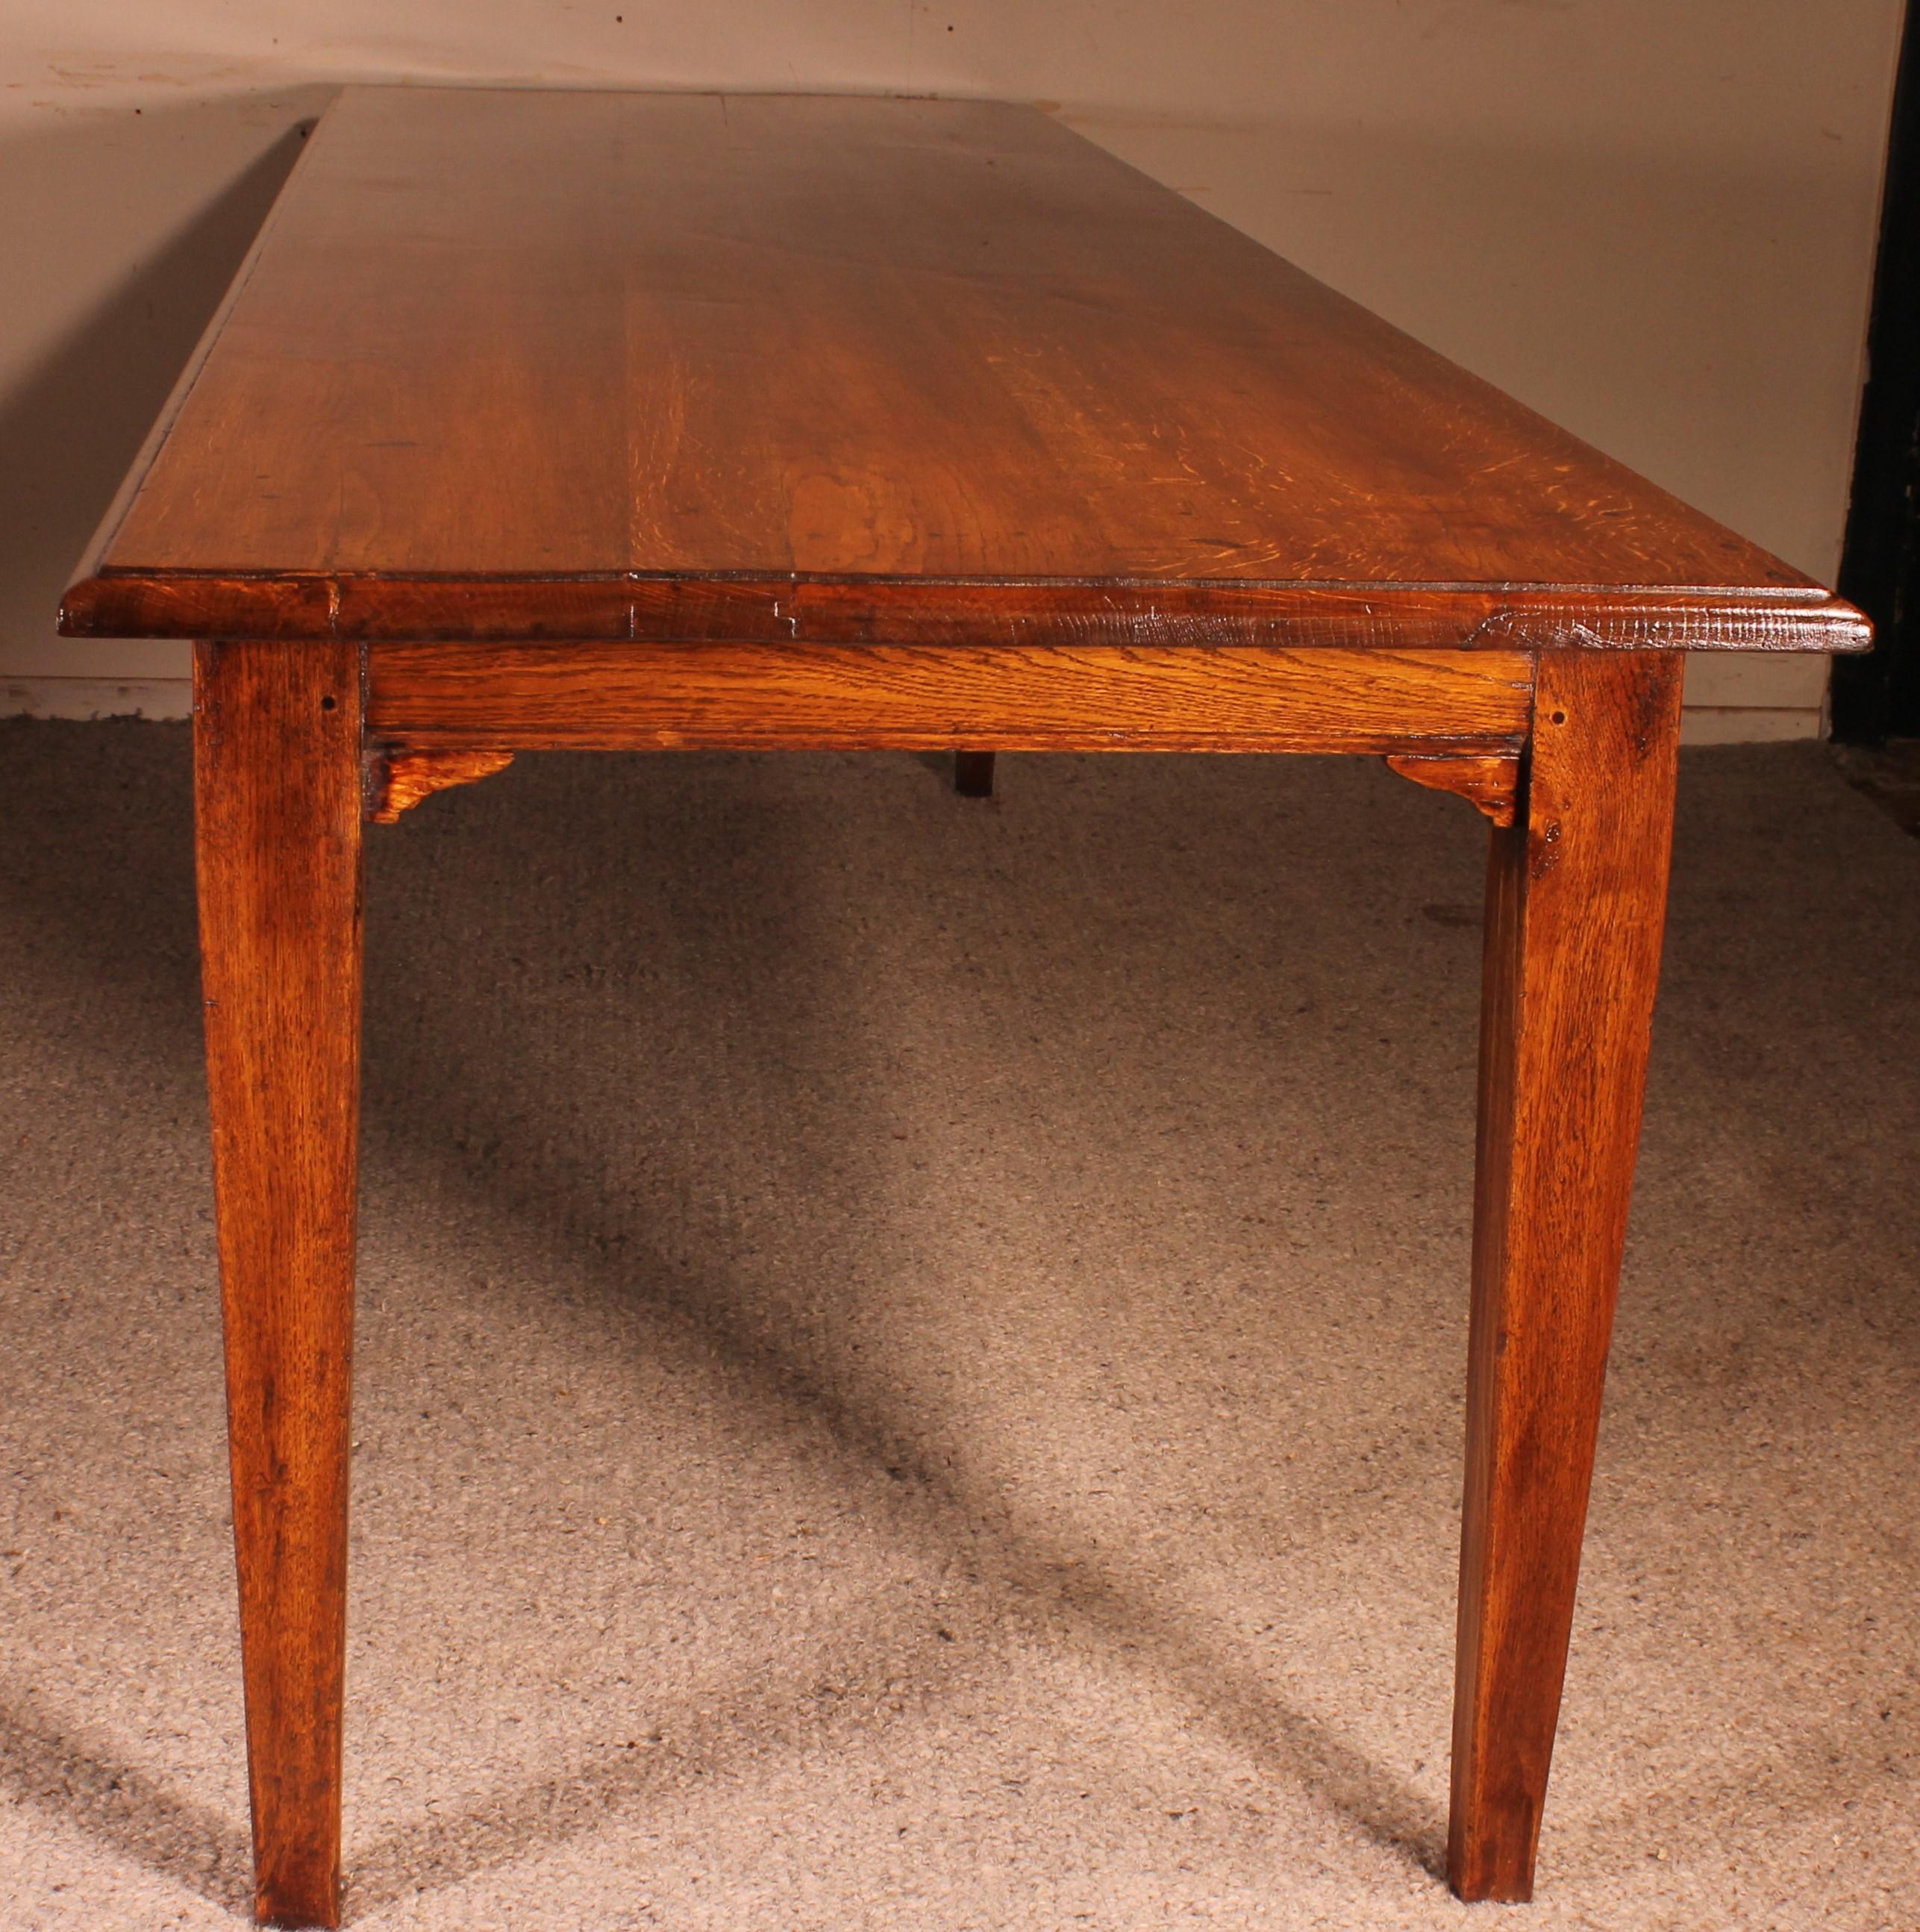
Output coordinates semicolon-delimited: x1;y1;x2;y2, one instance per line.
60;570;1871;653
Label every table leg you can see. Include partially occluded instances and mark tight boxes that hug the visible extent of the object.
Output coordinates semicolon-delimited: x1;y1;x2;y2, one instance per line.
196;639;365;1930
1447;650;1683;1901
954;749;996;797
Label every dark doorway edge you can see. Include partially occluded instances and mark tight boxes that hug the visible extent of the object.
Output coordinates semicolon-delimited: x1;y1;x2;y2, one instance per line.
1833;0;1920;743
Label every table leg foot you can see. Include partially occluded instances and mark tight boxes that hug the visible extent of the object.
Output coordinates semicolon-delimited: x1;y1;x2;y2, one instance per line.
1447;651;1683;1902
954;749;995;797
196;639;365;1930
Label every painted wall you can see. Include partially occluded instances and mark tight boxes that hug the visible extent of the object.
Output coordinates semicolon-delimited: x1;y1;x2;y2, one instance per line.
1;1;1905;737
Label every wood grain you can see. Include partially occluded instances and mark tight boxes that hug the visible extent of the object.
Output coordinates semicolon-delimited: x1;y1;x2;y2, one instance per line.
363;642;1534;753
57;88;1866;657
363;748;514;824
1448;650;1684;1901
1384;751;1520;826
60;574;1867;656
92;81;1854;1925
196;637;363;1930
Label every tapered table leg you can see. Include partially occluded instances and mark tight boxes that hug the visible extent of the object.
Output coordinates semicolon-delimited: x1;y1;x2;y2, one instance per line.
196;639;366;1930
1448;650;1683;1902
954;749;996;797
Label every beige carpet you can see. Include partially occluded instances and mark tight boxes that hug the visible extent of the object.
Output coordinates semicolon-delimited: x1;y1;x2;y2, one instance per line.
1;719;1914;1931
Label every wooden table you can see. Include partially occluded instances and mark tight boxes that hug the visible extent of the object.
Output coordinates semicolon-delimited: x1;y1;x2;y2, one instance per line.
60;87;1867;1928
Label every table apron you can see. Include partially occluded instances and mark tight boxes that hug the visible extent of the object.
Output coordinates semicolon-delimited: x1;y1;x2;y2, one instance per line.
363;641;1535;754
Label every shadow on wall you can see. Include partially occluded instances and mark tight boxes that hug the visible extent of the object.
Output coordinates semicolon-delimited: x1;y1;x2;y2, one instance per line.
0;96;331;695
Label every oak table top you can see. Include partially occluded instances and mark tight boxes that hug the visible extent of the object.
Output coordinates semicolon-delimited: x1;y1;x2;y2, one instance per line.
61;85;1866;658
59;84;1869;1931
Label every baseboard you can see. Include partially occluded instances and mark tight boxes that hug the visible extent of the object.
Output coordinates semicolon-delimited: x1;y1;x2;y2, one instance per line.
4;675;1826;745
1677;706;1824;745
5;675;193;720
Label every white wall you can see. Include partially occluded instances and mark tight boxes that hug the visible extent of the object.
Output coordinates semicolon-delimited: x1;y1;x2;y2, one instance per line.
1;0;1905;737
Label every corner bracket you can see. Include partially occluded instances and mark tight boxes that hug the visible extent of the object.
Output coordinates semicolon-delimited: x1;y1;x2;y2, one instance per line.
1383;751;1521;828
363;747;514;824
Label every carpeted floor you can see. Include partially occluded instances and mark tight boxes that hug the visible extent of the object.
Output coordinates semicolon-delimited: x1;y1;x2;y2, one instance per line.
1;719;1914;1931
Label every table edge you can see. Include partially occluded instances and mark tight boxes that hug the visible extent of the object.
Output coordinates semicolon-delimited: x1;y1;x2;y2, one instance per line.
57;569;1872;653
59;84;1869;660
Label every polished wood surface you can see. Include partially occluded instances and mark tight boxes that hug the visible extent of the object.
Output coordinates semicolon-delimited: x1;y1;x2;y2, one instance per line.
67;83;1872;1928
1451;651;1684;1901
363;748;516;824
1383;751;1520;827
363;642;1533;752
61;87;1864;657
195;638;365;1929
